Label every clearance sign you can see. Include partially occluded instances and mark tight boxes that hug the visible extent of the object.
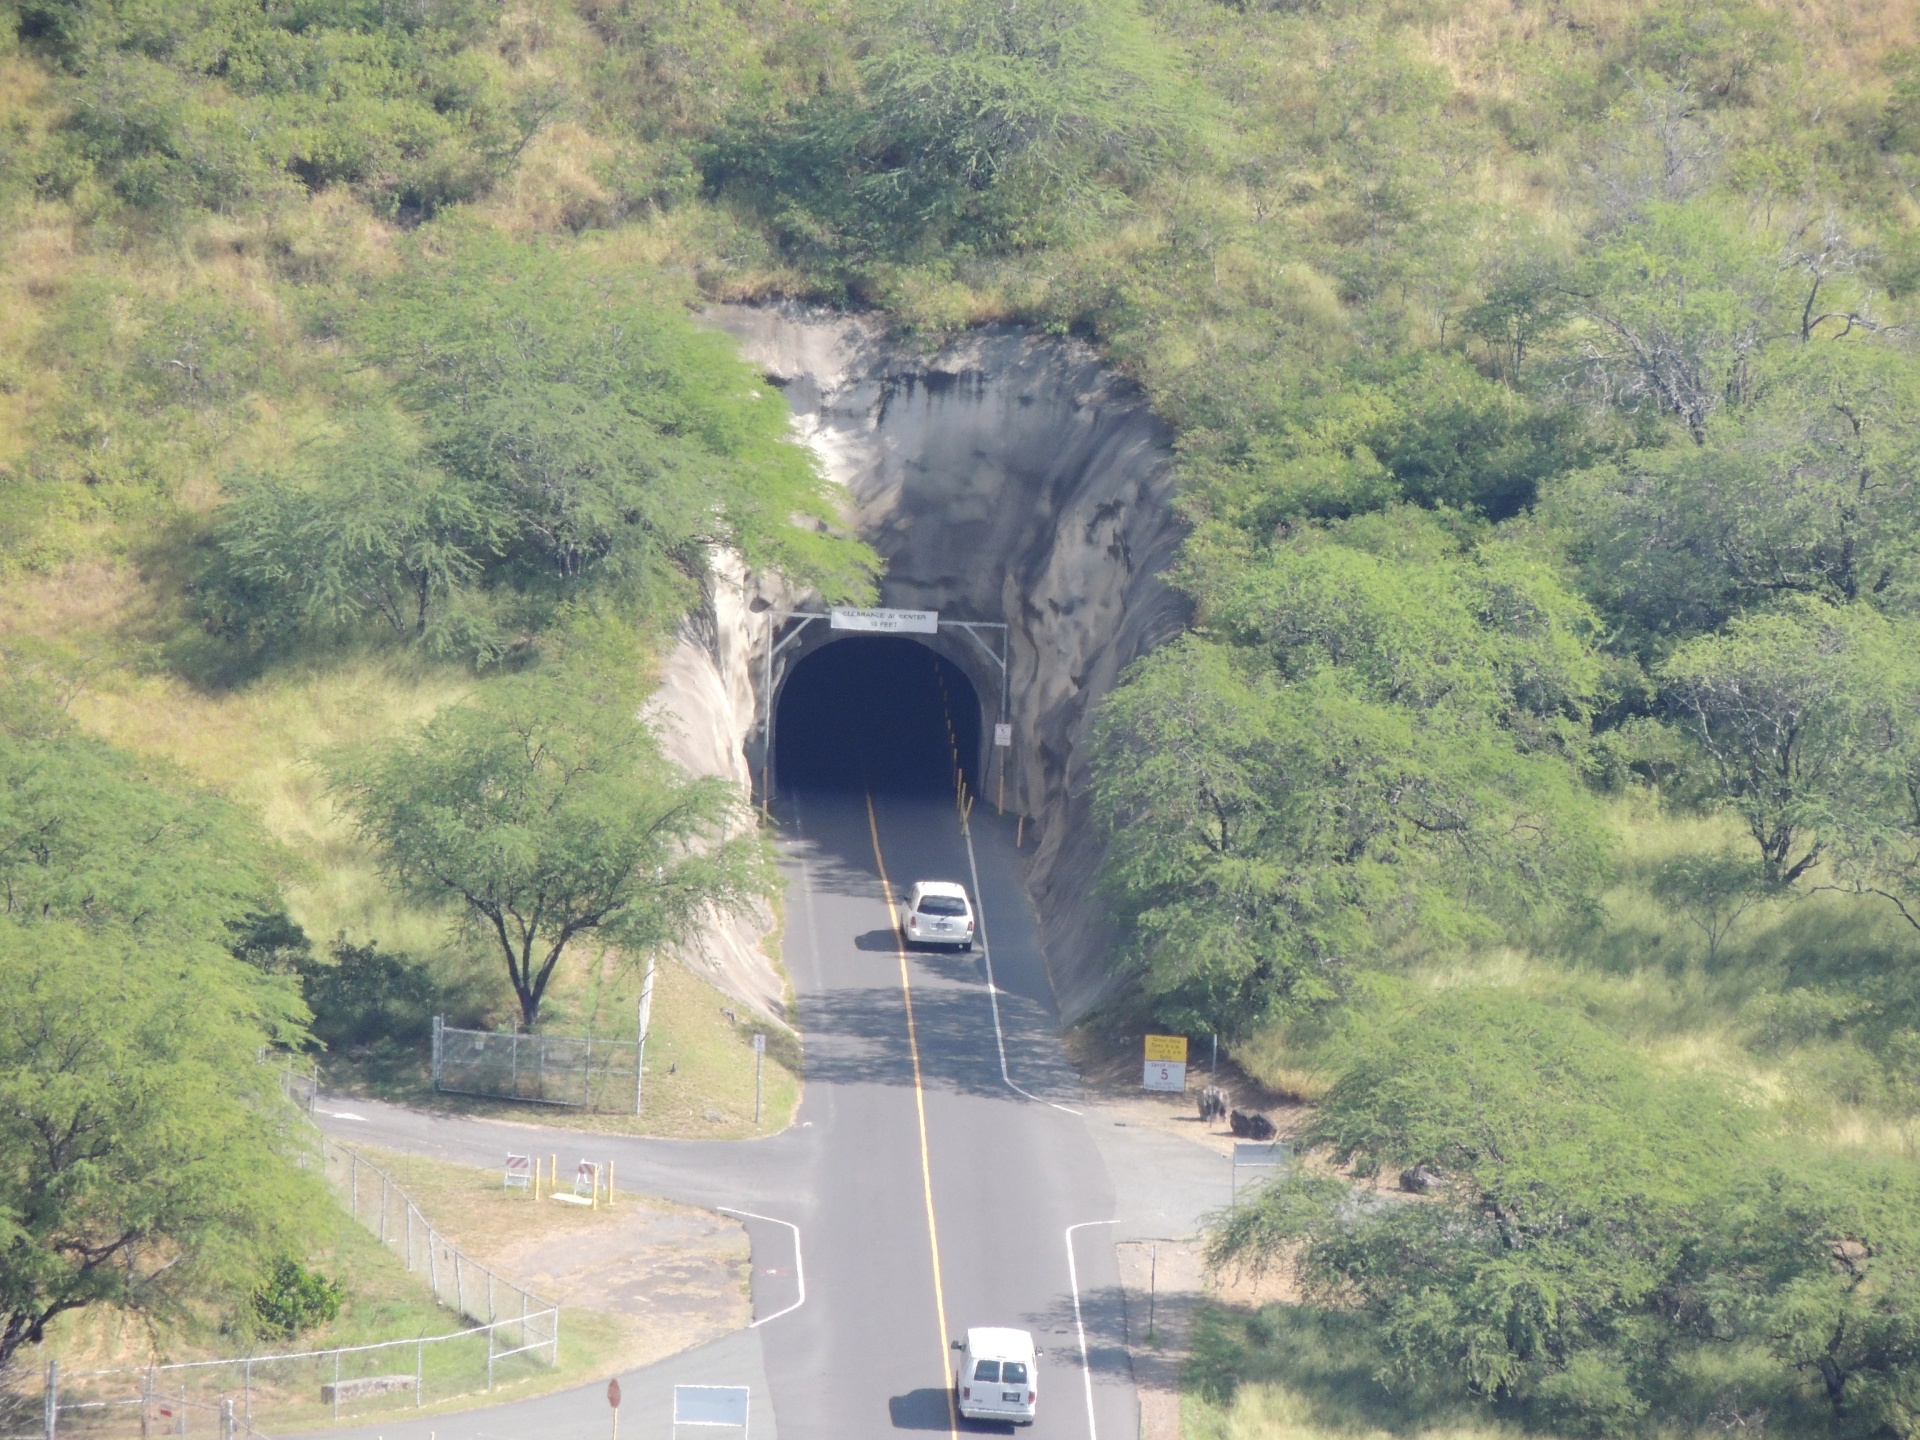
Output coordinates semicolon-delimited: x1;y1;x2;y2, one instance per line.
1143;1034;1188;1092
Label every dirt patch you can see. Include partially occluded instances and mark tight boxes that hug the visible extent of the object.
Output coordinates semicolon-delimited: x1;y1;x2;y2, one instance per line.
1067;1023;1309;1159
482;1201;749;1366
361;1149;751;1374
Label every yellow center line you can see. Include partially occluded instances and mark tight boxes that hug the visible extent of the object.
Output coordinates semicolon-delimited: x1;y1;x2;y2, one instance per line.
865;788;960;1439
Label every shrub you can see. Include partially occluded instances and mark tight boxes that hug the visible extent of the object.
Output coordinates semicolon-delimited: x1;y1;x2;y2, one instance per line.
251;1259;343;1338
298;937;439;1051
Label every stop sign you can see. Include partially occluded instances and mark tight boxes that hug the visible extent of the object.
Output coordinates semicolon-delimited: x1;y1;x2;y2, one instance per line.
608;1379;622;1409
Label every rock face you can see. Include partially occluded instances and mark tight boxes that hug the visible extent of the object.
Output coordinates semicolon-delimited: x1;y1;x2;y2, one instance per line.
656;302;1186;1022
641;555;797;1021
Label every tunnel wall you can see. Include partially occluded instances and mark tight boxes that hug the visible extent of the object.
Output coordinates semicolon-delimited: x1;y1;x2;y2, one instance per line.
695;303;1189;1022
640;554;798;1022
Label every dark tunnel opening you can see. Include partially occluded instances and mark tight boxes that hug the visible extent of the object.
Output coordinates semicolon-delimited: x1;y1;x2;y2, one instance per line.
775;638;982;796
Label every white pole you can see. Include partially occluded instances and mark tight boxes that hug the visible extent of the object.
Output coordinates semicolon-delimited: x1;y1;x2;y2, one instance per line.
635;956;655;1116
762;611;773;815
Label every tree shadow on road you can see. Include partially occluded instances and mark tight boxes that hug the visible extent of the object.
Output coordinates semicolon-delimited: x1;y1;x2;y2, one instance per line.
797;982;1083;1104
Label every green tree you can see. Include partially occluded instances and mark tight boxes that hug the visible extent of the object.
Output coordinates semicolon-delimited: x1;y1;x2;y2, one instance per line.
1658;601;1911;886
1541;342;1920;653
706;0;1187;262
1196;510;1605;755
0;703;279;944
251;1259;344;1339
331;669;769;1029
213;409;496;650
1210;991;1754;1419
350;230;876;614
1092;633;1605;1037
298;937;440;1051
1715;1156;1920;1428
0;920;318;1365
1648;847;1766;963
1571;203;1793;442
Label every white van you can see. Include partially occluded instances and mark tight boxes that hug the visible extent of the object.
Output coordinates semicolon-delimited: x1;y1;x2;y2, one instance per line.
953;1326;1037;1425
904;880;975;952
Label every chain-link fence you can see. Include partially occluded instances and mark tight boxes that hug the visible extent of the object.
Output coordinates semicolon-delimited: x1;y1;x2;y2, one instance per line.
432;1017;642;1112
6;1141;559;1438
324;1140;559;1355
262;1054;317;1115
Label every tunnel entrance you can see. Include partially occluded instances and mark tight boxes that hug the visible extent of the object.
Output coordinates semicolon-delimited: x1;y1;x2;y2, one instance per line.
775;638;982;796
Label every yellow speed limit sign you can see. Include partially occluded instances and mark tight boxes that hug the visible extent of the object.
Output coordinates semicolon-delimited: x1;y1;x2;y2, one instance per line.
1143;1034;1188;1091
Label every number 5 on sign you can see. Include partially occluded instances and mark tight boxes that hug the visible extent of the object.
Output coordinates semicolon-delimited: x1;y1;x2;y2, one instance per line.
1143;1034;1188;1091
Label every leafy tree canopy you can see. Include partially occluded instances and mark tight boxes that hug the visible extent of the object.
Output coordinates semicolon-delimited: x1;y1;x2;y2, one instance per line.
330;662;771;1029
1093;631;1606;1037
0;695;286;953
705;0;1191;266
1658;600;1920;890
1212;989;1920;1436
0;920;320;1365
212;230;877;656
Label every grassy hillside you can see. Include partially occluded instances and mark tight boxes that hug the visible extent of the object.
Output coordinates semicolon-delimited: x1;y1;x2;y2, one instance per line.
5;0;1920;1429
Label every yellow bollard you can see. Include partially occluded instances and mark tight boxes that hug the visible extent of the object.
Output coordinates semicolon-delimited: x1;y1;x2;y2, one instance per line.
550;1154;557;1194
606;1160;615;1207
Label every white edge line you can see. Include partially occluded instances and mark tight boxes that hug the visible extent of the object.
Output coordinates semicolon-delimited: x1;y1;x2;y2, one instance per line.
719;1208;805;1327
1066;1219;1119;1440
961;818;1082;1115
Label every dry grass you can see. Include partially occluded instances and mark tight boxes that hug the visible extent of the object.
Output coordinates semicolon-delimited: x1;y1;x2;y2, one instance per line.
68;648;472;951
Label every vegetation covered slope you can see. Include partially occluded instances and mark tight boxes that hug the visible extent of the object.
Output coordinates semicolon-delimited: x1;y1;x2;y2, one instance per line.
4;0;1920;1429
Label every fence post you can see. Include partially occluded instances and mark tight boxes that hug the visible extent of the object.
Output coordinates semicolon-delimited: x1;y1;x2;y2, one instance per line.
416;1338;424;1407
428;1229;439;1301
350;1153;358;1220
510;1031;519;1098
222;1397;234;1440
381;1173;389;1244
44;1357;57;1440
243;1359;251;1430
431;1015;444;1091
454;1251;466;1319
332;1351;340;1422
488;1270;496;1323
487;1324;495;1391
406;1203;414;1270
584;1034;593;1108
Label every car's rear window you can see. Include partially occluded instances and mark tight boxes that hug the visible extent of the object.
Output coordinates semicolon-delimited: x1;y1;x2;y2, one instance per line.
918;896;968;916
972;1361;1000;1382
1001;1362;1029;1386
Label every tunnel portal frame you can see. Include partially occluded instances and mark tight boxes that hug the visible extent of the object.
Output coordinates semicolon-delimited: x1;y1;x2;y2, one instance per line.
757;610;1010;814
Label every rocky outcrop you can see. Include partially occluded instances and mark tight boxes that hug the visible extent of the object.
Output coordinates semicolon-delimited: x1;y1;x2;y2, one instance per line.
641;556;796;1023
694;303;1187;1021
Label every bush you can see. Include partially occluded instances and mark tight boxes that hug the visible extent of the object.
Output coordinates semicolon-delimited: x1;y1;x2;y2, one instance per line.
298;937;439;1051
251;1258;343;1338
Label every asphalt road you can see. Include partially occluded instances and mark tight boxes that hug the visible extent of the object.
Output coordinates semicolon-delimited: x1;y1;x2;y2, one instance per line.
308;788;1142;1440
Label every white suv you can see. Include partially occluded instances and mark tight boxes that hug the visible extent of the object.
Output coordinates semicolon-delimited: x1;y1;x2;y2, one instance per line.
903;881;975;952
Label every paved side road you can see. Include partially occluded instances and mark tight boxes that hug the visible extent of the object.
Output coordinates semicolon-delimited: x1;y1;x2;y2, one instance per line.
303;791;1227;1440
